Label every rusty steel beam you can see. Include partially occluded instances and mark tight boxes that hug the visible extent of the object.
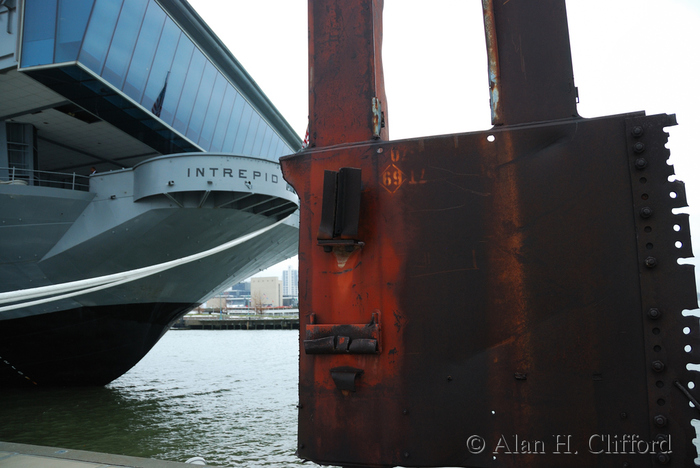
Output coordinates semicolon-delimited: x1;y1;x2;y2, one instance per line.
282;1;699;467
307;0;389;148
483;0;579;125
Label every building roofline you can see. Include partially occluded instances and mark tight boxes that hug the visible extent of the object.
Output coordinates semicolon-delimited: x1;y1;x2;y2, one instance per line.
156;0;302;151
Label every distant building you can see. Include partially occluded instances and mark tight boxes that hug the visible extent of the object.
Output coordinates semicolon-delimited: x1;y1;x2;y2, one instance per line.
251;277;282;308
228;281;251;298
282;266;298;297
204;296;226;310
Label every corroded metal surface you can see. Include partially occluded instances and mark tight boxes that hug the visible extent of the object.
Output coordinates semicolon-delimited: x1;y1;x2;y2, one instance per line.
282;1;699;467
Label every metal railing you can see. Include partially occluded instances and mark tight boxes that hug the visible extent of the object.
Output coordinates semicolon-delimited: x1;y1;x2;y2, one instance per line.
0;166;91;191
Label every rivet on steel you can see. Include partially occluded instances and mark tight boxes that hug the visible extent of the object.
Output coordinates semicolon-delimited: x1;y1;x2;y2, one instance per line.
640;207;653;219
652;360;665;372
403;409;409;415
657;453;671;465
645;257;658;268
648;308;661;320
447;375;453;382
620;412;627;419
633;141;646;153
654;415;668;427
632;126;644;137
635;158;648;169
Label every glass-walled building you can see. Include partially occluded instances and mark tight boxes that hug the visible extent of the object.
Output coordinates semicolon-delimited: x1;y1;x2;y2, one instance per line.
0;0;300;178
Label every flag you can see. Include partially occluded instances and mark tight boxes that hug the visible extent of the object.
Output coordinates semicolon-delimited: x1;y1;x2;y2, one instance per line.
301;125;309;149
151;72;169;117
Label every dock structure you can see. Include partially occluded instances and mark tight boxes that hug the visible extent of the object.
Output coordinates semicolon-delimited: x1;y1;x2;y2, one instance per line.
0;442;203;468
175;313;299;330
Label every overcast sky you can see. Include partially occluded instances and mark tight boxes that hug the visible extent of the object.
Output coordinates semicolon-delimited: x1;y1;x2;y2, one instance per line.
187;0;700;286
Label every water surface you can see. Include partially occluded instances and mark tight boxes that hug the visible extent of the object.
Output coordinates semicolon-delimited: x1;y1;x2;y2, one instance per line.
0;330;307;466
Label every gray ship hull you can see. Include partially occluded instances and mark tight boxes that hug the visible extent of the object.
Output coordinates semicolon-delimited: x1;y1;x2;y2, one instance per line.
0;153;298;386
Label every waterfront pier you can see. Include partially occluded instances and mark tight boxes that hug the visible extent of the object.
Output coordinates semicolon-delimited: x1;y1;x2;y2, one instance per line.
0;442;202;468
174;311;299;330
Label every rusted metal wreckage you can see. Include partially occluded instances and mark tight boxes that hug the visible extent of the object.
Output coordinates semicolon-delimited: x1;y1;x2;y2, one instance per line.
280;0;700;466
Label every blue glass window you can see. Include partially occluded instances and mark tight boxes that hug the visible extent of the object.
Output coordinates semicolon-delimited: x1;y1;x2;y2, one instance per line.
159;37;194;125
55;0;94;63
250;118;266;156
173;48;206;134
21;0;58;67
19;0;295;158
209;86;237;152
122;2;165;102
241;112;261;155
186;61;217;142
141;19;180;113
224;96;253;154
101;0;148;88
260;126;274;158
231;102;253;154
79;0;123;74
198;73;228;149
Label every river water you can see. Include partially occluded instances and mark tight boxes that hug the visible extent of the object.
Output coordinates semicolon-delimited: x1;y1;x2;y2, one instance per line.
0;329;313;467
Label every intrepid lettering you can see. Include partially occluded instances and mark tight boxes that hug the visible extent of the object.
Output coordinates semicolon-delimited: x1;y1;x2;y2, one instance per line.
187;167;279;183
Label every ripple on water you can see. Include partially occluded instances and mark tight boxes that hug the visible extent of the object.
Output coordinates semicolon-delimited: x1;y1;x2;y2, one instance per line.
0;330;335;467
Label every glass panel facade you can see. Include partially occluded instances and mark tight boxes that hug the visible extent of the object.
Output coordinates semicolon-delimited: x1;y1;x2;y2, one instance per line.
231;103;253;154
209;86;237;153
101;0;148;88
186;61;217;141
121;1;165;101
158;37;194;126
78;0;123;74
141;20;180;112
172;47;205;134
197;73;227;149
55;0;94;63
20;0;295;160
243;114;262;155
21;0;58;67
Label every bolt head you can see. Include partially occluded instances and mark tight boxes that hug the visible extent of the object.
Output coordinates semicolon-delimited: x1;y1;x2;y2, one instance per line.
648;308;661;320
633;141;646;153
654;415;668;427
652;360;665;372
640;207;653;219
657;453;671;465
635;158;648;169
645;257;658;268
632;126;644;137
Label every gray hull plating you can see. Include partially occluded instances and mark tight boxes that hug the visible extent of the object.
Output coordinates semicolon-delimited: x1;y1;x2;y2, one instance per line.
0;153;298;384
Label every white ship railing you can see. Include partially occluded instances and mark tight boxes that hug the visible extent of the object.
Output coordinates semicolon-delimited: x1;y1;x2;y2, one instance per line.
0;166;90;191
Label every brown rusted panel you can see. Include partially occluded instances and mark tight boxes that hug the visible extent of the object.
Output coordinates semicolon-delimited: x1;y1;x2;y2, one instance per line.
284;113;699;467
282;1;699;467
308;0;389;148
